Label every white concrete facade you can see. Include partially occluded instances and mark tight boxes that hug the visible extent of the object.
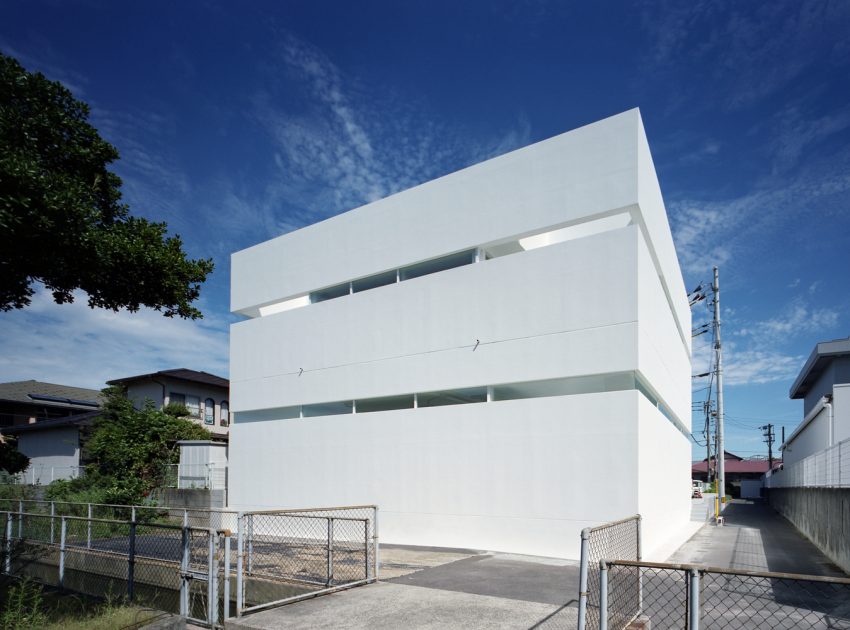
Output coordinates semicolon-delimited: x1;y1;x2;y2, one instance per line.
228;109;692;559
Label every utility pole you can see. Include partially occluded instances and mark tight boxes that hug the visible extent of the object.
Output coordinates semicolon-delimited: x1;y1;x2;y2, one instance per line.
761;424;775;471
704;403;712;484
713;266;726;508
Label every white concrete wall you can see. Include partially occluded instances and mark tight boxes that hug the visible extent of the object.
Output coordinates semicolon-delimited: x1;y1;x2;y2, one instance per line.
637;396;691;558
231;110;687;349
228;110;691;559
833;384;850;445
231;227;640;411
229;391;641;558
636;227;691;425
784;407;830;467
17;428;80;480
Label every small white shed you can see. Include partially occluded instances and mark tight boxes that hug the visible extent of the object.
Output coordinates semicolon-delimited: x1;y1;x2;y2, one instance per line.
176;440;228;490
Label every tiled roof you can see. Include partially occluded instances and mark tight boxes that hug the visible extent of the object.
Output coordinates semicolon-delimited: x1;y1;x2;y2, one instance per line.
107;369;228;389
0;380;103;407
692;459;782;474
1;410;100;435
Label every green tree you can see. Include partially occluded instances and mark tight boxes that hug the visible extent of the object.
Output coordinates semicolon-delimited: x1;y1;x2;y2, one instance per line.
85;387;211;499
0;53;213;319
65;386;211;504
0;441;29;475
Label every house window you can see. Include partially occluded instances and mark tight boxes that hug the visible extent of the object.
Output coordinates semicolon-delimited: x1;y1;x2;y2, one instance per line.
185;395;200;419
204;398;215;425
170;392;185;406
220;401;229;426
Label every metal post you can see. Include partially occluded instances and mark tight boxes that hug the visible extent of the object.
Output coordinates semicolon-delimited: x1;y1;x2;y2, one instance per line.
247;514;253;575
17;501;22;539
179;526;189;617
207;530;219;627
50;502;55;544
236;513;244;617
688;568;700;630
87;504;92;549
637;515;643;613
59;517;66;588
599;561;609;630
127;522;137;602
364;518;371;581
577;528;590;630
5;513;12;574
183;509;189;527
131;506;136;523
223;532;231;620
326;517;334;586
374;506;380;581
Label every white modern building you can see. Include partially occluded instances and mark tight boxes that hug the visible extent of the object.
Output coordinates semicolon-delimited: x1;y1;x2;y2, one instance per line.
782;337;850;466
228;109;692;559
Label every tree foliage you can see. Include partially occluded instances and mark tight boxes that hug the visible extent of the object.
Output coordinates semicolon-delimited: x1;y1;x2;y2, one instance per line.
47;386;211;505
0;440;29;475
0;53;213;319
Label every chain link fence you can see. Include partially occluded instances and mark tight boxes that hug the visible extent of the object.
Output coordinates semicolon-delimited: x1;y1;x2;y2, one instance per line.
235;505;378;617
577;515;641;630
1;503;379;626
598;560;850;629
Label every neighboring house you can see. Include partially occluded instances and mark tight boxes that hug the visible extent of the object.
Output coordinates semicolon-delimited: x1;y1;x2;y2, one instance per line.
692;451;781;497
783;336;850;466
107;369;230;440
227;110;693;559
1;411;99;483
0;380;102;428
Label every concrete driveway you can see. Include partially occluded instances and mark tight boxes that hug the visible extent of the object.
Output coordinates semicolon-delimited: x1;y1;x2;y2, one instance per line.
226;545;580;629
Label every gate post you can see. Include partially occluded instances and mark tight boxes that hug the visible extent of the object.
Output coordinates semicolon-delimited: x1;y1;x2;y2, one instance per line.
5;513;12;574
59;517;66;588
179;525;189;617
599;560;609;630
374;505;380;581
223;531;231;620
87;504;92;549
127;521;137;602
236;513;244;617
688;568;700;630
326;517;334;586
577;527;591;630
207;530;219;627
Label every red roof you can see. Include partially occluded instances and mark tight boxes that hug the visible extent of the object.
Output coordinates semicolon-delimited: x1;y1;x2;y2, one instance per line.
692;459;782;474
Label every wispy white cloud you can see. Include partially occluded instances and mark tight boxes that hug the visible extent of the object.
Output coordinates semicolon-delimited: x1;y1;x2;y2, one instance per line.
247;32;533;237
0;40;89;97
737;300;839;343
642;1;850;111
691;297;841;388
0;287;229;390
670;152;850;276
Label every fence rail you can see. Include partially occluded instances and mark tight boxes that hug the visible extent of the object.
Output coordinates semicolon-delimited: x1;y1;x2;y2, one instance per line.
4;466;86;485
598;559;850;630
766;437;850;488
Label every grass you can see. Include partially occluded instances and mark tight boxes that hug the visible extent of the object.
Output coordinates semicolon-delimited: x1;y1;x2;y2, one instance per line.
0;577;160;630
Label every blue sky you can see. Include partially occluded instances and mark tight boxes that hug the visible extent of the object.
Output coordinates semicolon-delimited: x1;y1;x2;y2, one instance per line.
1;1;848;460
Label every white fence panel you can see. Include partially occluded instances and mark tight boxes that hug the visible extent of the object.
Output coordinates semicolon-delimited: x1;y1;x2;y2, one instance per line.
766;437;850;489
